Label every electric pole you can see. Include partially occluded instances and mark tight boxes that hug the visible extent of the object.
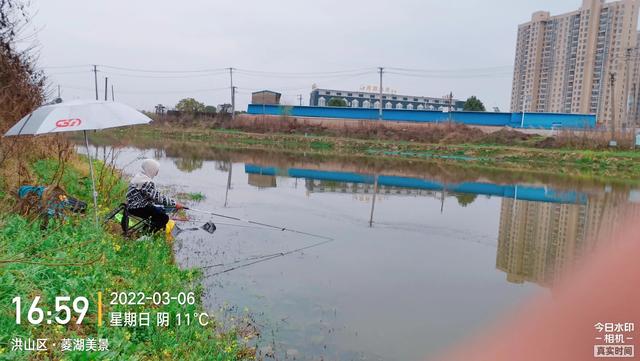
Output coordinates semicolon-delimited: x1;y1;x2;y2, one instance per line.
624;47;633;128
229;67;235;120
448;91;453;123
111;85;115;101
610;72;617;142
298;94;303;106
93;65;98;100
104;77;108;101
378;67;384;121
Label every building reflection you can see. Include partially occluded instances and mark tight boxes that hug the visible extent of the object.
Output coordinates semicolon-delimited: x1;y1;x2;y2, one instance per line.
248;173;277;188
244;163;640;288
496;193;640;287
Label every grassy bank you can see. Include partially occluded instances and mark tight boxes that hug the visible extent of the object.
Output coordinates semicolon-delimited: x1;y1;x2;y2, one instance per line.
0;158;251;360
105;125;640;181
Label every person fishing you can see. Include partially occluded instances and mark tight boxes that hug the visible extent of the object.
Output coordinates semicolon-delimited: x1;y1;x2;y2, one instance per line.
126;158;184;233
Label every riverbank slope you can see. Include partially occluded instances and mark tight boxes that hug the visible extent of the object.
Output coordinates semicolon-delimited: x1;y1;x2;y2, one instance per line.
0;156;251;360
101;124;640;182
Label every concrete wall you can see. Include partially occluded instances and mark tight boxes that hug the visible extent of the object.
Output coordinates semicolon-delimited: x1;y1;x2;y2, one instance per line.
247;104;596;129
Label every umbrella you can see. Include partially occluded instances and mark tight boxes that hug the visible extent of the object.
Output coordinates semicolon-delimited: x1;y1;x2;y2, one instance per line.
4;99;152;223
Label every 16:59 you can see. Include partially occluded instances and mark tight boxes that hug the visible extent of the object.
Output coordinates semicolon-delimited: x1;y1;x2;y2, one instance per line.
12;296;89;325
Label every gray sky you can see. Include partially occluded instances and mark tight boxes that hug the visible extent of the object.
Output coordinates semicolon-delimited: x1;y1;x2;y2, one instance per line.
29;1;590;111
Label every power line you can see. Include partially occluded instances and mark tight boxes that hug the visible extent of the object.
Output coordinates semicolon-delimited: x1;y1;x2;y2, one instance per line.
234;70;374;79
59;84;229;95
46;70;92;76
97;64;227;74
386;65;513;73
385;71;513;79
40;64;91;69
235;67;375;75
116;87;229;95
99;71;227;79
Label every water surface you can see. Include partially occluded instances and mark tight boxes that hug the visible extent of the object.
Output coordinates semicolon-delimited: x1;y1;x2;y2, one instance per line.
87;139;640;361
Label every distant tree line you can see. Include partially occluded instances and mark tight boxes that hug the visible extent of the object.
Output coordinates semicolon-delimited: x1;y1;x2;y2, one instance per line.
155;98;232;117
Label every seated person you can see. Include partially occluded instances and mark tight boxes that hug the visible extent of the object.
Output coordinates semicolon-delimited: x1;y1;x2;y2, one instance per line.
126;159;184;233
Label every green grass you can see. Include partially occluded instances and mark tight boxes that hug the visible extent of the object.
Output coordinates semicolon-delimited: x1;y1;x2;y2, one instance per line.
175;192;206;202
0;159;250;360
309;141;334;150
95;127;640;182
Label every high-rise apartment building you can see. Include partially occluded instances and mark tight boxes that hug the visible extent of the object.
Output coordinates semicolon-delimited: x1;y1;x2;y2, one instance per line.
511;0;640;129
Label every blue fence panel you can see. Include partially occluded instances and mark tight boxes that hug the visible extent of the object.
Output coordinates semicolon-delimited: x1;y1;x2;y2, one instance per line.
247;104;596;129
245;165;587;204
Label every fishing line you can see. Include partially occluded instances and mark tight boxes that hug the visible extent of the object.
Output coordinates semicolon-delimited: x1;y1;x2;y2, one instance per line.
175;218;285;232
202;238;335;276
171;219;334;273
185;207;333;241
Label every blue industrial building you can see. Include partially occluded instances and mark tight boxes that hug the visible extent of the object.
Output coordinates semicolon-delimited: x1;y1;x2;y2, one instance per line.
246;104;596;129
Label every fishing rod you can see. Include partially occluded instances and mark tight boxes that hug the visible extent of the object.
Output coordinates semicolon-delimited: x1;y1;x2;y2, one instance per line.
202;238;334;276
184;207;334;241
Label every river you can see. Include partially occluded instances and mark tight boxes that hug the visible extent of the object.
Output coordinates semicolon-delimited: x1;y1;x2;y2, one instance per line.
85;137;640;361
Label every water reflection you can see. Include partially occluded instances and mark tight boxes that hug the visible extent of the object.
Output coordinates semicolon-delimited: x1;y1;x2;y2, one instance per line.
84;137;640;360
242;164;638;289
497;193;640;287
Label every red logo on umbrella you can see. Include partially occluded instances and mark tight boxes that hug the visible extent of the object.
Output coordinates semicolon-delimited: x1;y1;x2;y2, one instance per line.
55;118;82;128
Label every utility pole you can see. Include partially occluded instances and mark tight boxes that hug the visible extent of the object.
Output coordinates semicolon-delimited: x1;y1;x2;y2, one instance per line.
610;72;617;143
297;94;303;106
624;47;633;128
111;84;115;101
448;91;453;123
93;65;98;101
104;77;108;101
224;160;233;208
231;86;236;118
520;94;531;128
229;67;235;120
369;175;379;227
378;67;384;121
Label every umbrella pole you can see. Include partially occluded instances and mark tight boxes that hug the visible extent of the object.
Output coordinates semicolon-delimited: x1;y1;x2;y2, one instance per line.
84;130;99;224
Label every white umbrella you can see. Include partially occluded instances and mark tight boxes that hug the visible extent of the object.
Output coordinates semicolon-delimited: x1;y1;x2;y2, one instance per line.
4;99;152;222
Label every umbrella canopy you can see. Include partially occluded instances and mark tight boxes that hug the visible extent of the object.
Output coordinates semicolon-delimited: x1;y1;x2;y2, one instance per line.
4;99;152;136
4;99;153;224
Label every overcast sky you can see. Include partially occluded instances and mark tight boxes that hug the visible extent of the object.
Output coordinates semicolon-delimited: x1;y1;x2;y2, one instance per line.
26;1;598;111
